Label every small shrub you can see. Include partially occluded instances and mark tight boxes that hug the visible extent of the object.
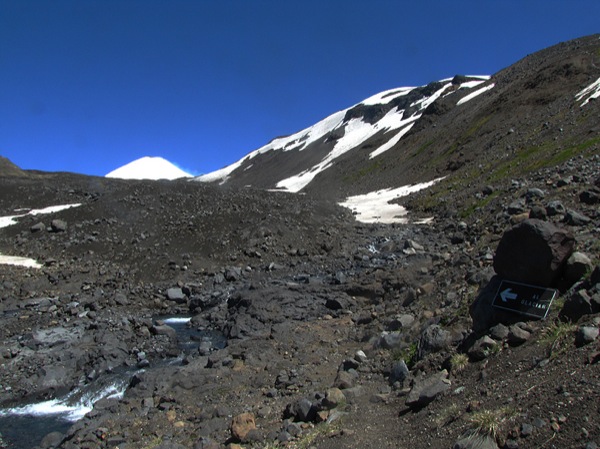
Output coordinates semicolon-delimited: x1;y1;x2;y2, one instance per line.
468;407;516;440
392;342;418;368
483;341;501;357
450;353;469;373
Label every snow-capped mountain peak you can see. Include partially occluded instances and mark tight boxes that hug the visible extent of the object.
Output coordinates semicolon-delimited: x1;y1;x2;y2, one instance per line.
106;156;193;180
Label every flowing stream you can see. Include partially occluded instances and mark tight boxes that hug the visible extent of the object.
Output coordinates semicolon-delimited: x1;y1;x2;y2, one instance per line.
0;316;225;449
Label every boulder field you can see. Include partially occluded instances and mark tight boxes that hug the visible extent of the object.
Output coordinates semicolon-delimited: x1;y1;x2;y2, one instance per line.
0;151;598;449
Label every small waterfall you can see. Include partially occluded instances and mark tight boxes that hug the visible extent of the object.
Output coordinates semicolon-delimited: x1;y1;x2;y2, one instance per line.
0;371;130;422
0;371;131;448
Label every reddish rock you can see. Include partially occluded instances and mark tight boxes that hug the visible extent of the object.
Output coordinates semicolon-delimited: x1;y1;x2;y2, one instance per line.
231;412;256;442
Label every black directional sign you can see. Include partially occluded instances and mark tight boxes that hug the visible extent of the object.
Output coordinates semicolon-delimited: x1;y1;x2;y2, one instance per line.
492;280;558;319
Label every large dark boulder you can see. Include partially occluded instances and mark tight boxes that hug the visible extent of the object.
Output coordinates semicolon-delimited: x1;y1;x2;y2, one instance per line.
493;219;575;287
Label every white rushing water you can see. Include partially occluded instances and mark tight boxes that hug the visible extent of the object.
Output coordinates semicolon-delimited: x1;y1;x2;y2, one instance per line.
163;317;193;324
0;374;130;422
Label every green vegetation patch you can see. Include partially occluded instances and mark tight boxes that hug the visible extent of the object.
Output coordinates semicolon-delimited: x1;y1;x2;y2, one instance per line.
411;138;436;158
407;133;597;218
460;190;500;219
540;320;577;358
343;159;383;183
444;115;493;156
450;353;469;373
489;136;599;183
545;136;600;166
285;418;344;449
392;342;418;368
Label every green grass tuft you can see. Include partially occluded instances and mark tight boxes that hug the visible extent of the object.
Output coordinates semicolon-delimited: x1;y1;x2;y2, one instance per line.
540;320;577;358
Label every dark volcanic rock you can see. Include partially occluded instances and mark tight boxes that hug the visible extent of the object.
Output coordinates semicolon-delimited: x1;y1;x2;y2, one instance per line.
564;252;593;285
405;370;451;409
151;324;177;339
493;219;575;287
39;431;65;448
285;397;316;422
579;189;600;205
575;326;600;347
468;335;498;361
417;324;451;360
564;209;592;226
30;222;45;233
560;289;600;322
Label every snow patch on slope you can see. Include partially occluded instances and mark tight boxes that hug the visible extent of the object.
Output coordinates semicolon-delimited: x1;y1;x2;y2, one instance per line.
275;112;397;192
457;83;495;106
339;178;444;224
576;76;600;106
0;203;81;268
276;83;453;192
275;116;381;192
0;203;82;229
361;87;415;105
196;109;349;184
369;123;416;159
0;255;42;268
459;80;487;89
106;157;193;180
411;83;452;110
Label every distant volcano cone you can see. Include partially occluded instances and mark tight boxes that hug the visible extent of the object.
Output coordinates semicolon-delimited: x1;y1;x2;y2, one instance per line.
105;156;193;180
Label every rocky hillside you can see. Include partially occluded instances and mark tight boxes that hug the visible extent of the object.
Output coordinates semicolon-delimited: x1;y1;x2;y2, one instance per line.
197;35;600;205
0;35;598;449
0;156;27;177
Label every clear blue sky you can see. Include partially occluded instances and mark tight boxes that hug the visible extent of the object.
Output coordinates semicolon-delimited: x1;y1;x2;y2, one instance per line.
1;1;598;177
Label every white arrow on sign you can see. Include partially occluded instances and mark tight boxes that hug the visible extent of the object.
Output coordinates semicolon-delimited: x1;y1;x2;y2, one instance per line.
500;288;518;302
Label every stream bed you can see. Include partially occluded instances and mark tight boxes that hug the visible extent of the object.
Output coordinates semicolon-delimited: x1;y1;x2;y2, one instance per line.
0;316;225;449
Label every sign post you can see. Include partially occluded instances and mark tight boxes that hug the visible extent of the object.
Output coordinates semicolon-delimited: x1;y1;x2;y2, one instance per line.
492;280;558;319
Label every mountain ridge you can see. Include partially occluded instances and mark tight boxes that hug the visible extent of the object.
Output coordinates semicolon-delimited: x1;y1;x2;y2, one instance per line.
194;75;492;193
196;34;600;210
